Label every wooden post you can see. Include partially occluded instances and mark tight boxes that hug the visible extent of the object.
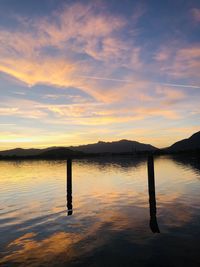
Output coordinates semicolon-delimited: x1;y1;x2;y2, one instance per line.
147;154;160;233
67;158;73;215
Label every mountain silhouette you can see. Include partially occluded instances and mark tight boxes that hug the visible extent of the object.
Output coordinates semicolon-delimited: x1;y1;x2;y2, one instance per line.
1;132;200;159
0;148;45;156
168;131;200;152
69;139;157;153
38;147;83;158
0;140;157;158
0;147;66;157
0;146;79;158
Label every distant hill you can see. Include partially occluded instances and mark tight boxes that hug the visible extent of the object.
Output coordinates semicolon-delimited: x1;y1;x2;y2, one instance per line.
69;139;157;153
0;147;83;159
168;131;200;152
0;139;157;158
0;148;45;157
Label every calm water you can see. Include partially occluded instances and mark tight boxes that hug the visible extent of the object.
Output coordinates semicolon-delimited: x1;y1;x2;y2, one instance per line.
0;155;200;267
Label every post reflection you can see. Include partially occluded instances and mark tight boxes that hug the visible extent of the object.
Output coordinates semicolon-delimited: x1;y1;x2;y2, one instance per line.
147;155;160;233
67;159;73;215
66;156;160;231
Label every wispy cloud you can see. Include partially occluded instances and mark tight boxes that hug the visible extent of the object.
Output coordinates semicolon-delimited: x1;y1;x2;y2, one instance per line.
191;8;200;22
76;75;200;89
0;1;200;148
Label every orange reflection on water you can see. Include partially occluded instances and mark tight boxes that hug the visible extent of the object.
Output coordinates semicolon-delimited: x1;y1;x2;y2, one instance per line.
0;156;200;266
1;232;82;266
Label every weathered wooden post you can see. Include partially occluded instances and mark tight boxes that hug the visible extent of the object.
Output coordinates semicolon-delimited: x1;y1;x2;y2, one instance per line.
67;158;73;215
147;154;160;233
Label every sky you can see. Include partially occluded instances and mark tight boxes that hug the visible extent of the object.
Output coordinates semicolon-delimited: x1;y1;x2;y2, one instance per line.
0;0;200;150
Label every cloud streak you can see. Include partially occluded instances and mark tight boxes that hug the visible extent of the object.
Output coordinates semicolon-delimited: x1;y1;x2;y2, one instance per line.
76;75;200;89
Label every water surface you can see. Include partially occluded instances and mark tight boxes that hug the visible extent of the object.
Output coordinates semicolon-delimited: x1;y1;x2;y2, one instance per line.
0;155;200;267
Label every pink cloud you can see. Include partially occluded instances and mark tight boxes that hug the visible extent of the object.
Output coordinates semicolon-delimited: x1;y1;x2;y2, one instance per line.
154;48;171;62
170;46;200;78
0;2;141;103
154;45;200;80
191;8;200;22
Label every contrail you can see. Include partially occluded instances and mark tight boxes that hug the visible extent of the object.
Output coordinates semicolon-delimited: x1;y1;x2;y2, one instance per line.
160;83;200;89
78;75;133;83
77;75;200;89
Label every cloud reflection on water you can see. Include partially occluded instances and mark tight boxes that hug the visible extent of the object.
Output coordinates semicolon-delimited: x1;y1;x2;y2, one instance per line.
0;156;200;266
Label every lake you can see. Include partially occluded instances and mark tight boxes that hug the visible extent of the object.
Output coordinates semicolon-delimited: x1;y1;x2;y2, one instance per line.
0;155;200;267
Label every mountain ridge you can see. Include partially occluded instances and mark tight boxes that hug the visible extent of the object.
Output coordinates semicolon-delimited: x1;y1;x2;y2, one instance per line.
1;131;200;158
69;139;157;153
0;139;157;157
167;131;200;152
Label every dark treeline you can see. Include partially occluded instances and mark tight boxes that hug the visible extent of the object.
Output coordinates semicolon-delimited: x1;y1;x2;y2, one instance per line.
0;148;199;161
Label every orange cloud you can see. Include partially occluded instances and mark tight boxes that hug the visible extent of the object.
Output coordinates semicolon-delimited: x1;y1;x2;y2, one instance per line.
0;2;145;104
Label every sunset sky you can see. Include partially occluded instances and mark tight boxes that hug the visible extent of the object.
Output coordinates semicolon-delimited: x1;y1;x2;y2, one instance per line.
0;0;200;150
